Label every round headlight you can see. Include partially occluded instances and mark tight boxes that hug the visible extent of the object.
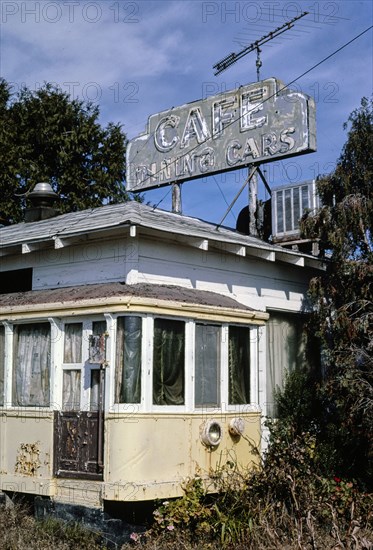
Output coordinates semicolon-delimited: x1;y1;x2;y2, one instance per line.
200;419;223;447
228;417;245;437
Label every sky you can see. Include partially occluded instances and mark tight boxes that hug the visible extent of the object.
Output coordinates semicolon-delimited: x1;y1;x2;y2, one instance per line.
1;0;372;227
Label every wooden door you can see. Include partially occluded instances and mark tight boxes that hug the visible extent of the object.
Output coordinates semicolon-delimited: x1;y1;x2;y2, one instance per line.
54;368;104;480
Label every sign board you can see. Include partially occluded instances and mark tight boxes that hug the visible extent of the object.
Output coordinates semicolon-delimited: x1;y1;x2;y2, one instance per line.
126;78;316;192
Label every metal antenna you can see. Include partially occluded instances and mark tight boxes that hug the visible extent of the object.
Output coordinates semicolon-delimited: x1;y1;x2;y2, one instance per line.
213;11;309;77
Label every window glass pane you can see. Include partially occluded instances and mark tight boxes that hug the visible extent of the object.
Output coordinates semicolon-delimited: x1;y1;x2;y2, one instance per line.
62;370;81;411
64;323;82;363
90;369;100;411
285;189;292;232
301;185;310;210
293;187;301;230
93;321;106;335
195;324;220;407
0;326;4;406
89;321;107;363
266;313;307;417
276;191;283;233
115;316;142;404
13;323;51;407
153;319;185;405
229;326;251;405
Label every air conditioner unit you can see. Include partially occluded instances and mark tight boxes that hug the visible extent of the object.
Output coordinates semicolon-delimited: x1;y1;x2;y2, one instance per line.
271;180;320;243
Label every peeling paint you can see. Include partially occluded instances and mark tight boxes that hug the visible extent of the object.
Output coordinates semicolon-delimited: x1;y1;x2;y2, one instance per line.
15;442;41;476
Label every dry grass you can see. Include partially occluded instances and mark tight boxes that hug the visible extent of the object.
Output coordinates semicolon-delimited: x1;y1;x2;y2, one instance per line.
0;489;372;550
0;501;103;550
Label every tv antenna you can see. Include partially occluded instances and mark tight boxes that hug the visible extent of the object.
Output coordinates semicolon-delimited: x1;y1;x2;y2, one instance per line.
213;11;309;236
213;11;309;81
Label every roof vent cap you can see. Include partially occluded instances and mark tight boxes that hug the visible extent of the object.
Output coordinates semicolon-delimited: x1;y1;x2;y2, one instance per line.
24;182;59;222
28;182;58;203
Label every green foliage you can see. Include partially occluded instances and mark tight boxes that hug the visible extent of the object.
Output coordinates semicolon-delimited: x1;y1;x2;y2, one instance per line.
136;98;373;549
140;438;372;549
303;96;372;262
0;78;137;224
153;478;213;537
301;97;373;488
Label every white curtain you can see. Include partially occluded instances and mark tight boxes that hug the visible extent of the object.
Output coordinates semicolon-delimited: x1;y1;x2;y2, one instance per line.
63;323;82;363
266;313;306;417
62;370;81;410
13;323;51;407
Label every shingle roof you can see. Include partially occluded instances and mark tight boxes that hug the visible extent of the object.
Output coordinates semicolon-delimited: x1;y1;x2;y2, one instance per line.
0;282;255;312
0;201;324;269
0;201;263;246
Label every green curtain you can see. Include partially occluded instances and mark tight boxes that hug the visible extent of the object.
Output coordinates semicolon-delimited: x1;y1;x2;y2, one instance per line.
195;324;220;407
153;319;185;405
115;316;142;404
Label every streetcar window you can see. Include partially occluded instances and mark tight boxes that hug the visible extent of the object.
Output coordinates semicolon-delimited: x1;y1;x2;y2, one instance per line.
89;321;107;364
228;326;251;404
195;324;221;407
62;369;81;411
266;312;307;417
153;318;185;406
116;316;142;404
63;323;83;363
0;325;4;406
12;323;51;407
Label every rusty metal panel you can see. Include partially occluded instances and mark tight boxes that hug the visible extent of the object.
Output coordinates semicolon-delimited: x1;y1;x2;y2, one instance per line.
126;77;316;192
54;411;103;480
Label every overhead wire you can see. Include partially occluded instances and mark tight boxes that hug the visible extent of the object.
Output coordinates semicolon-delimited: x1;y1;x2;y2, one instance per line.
138;24;372;210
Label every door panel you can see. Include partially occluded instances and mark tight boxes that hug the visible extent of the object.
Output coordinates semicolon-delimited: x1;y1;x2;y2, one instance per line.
55;365;104;480
54;411;103;480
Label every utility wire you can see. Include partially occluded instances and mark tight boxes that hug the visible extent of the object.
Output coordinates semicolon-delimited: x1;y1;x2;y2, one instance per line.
283;25;373;90
138;24;372;204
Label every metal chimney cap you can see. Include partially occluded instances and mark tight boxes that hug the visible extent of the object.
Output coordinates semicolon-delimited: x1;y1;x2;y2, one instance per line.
28;182;58;199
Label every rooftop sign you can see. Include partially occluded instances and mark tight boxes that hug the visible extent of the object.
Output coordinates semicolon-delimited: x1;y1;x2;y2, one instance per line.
126;78;316;192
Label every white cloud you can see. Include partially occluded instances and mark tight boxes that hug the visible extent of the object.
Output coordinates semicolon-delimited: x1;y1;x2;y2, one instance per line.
1;0;372;222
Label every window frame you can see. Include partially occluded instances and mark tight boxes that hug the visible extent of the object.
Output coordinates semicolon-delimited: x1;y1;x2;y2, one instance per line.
114;314;143;406
194;322;222;409
0;324;5;406
60;316;108;413
0;314;260;415
150;315;188;413
265;310;309;418
11;321;52;408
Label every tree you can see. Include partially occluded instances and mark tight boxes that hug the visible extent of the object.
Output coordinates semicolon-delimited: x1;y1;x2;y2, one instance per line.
301;97;373;487
0;79;135;224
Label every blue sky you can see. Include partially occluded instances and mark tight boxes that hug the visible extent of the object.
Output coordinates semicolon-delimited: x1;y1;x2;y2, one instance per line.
1;0;372;226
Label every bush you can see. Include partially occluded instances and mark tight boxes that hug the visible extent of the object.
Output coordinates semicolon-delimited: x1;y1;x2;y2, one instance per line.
127;407;373;550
